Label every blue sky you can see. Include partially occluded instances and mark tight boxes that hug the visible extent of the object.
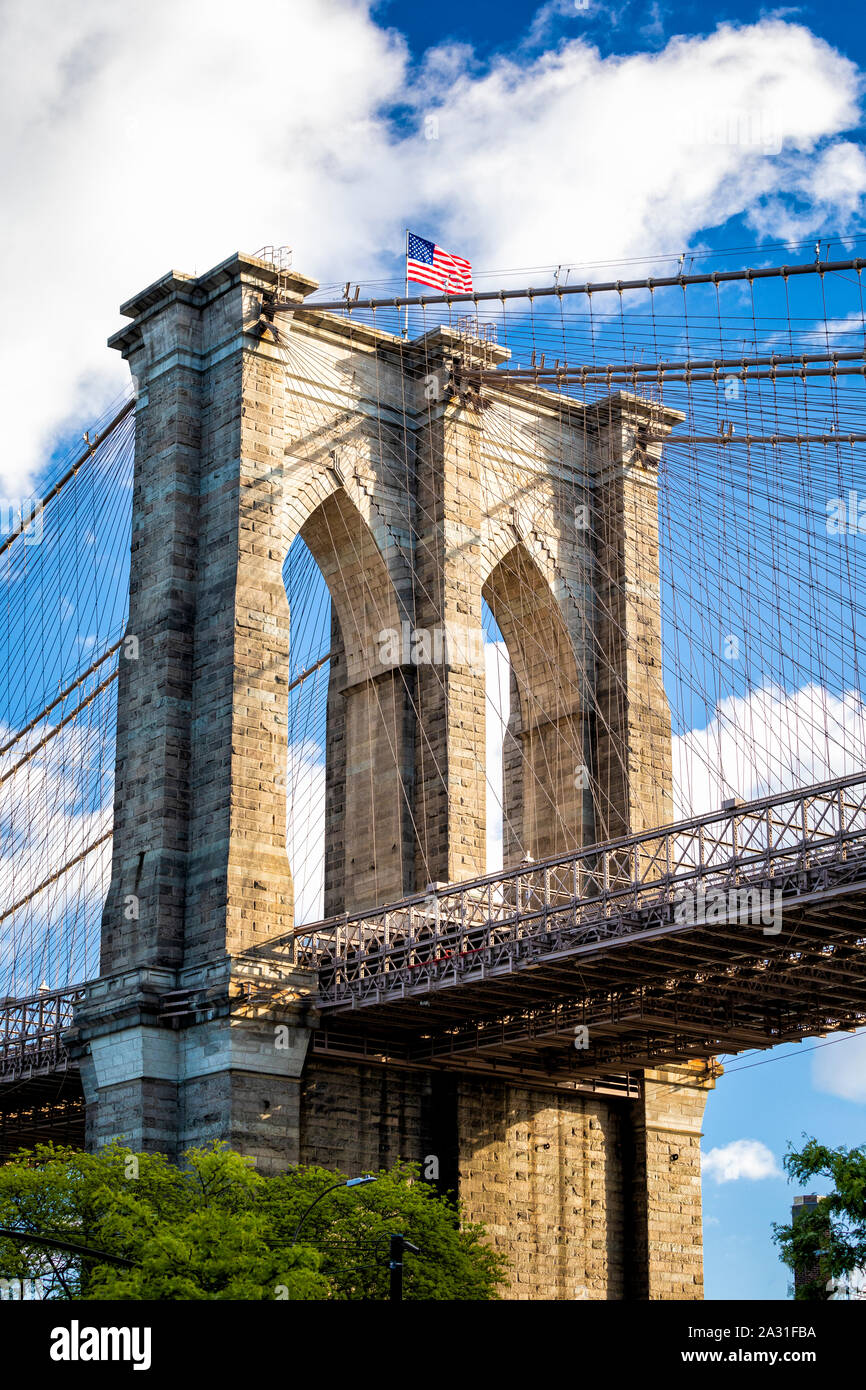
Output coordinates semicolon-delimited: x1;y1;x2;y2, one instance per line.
702;1031;866;1298
1;0;865;1300
382;0;866;71
5;0;866;491
371;8;866;1302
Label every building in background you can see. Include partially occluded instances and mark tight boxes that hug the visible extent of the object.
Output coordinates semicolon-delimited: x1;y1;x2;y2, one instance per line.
791;1194;866;1300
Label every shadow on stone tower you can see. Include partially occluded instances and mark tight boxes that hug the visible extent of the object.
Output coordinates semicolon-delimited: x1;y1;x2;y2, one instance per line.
69;250;713;1300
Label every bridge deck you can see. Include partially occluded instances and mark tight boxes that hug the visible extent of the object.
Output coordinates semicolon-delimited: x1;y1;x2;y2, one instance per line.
2;773;865;1113
282;771;866;1082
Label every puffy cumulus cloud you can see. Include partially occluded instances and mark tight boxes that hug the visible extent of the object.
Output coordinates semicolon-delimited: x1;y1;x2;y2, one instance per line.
283;638;511;915
285;737;326;926
812;1028;866;1102
812;142;866;212
0;0;409;493
414;21;865;266
748;142;866;241
0;716;112;992
485;637;510;871
702;1138;783;1183
672;682;866;818
1;4;864;492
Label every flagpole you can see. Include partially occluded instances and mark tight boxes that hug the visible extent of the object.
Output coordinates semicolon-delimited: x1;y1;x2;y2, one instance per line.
403;228;409;340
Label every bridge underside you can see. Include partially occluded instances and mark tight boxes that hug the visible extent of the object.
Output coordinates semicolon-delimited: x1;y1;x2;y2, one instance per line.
306;853;866;1086
3;784;866;1153
0;1070;84;1156
2;852;865;1153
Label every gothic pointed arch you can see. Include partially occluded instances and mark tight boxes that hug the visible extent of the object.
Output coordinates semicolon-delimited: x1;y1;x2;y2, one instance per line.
284;484;413;916
482;538;590;864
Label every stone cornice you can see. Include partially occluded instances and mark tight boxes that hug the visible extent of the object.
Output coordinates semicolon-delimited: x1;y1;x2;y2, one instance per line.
108;252;319;357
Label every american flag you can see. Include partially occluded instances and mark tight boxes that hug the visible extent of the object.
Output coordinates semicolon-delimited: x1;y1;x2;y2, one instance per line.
407;232;473;294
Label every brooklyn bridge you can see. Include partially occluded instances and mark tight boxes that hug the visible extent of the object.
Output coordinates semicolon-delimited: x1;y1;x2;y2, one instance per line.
0;248;864;1298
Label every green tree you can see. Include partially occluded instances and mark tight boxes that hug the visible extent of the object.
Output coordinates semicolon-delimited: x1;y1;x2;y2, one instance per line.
0;1143;326;1300
0;1143;505;1300
258;1161;506;1299
772;1138;866;1300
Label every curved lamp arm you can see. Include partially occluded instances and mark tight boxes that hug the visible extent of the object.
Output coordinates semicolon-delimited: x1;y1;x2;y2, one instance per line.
291;1175;376;1245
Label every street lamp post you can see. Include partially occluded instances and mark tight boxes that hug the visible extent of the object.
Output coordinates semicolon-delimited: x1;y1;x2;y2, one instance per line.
290;1175;377;1245
388;1233;420;1302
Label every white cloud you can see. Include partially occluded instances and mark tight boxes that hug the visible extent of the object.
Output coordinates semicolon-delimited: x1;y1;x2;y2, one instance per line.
0;0;408;494
4;3;866;984
1;5;864;491
702;1138;783;1182
812;1028;866;1102
286;737;326;926
0;715;112;992
485;638;510;872
673;682;866;819
749;142;866;241
284;638;511;914
413;20;864;266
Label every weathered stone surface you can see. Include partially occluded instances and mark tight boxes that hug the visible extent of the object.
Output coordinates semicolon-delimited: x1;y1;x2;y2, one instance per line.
73;250;707;1298
299;1060;711;1299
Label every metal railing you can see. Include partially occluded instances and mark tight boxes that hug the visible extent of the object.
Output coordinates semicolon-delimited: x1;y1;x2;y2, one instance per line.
0;983;85;1081
2;771;866;1056
287;770;866;1008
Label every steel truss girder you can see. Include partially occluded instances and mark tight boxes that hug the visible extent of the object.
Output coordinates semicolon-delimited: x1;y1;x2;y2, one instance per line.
3;773;866;1089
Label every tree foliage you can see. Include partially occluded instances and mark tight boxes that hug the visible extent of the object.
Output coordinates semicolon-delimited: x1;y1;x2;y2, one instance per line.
257;1161;505;1300
0;1143;505;1300
772;1137;866;1300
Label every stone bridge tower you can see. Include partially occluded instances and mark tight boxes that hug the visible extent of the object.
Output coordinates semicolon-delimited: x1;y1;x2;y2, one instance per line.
70;251;712;1300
